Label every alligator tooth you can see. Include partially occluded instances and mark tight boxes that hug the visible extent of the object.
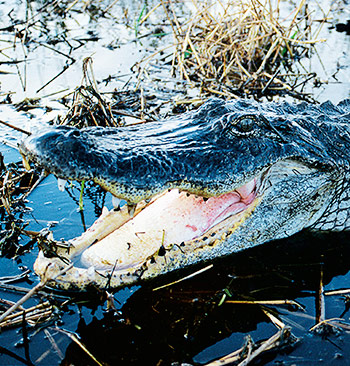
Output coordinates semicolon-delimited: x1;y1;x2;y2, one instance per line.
57;178;67;192
87;266;95;277
102;206;109;216
22;156;31;171
112;196;121;209
127;204;136;217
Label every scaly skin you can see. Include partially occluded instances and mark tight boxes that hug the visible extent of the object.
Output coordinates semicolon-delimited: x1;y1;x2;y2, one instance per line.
19;98;350;290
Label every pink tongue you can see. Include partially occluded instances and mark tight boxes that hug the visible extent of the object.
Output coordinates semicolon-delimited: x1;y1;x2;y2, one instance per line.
236;179;256;200
129;178;257;243
80;179;257;270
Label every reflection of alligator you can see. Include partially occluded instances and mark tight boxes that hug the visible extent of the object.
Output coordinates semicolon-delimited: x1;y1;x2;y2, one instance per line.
62;232;350;365
20;98;350;290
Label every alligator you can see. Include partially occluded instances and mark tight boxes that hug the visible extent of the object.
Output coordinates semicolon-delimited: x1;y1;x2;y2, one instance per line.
19;98;350;291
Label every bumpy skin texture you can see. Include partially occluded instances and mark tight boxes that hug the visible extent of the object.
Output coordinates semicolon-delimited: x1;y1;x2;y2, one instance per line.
19;98;350;290
21;99;350;200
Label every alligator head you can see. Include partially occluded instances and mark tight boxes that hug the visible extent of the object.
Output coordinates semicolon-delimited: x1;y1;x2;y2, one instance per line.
19;98;350;290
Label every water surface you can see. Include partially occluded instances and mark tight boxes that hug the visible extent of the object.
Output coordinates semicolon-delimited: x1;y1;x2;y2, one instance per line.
0;1;350;365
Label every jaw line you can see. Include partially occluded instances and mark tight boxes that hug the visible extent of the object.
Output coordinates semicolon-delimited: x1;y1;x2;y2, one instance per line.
36;158;322;291
33;176;263;290
79;180;259;271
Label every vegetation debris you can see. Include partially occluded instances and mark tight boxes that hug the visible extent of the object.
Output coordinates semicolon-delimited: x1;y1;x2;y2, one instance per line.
139;0;328;101
0;154;39;257
206;327;298;366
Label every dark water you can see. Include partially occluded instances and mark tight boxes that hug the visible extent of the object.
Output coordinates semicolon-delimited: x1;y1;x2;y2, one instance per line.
3;176;350;366
1;1;350;365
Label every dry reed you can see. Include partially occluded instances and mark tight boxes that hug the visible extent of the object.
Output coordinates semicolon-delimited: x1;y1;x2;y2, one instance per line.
150;0;327;100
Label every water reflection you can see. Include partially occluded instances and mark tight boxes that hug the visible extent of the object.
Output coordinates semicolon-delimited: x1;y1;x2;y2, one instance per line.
0;1;350;364
61;231;350;365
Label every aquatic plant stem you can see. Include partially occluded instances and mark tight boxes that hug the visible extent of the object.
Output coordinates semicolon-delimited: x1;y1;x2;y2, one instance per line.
79;180;85;211
0;264;73;323
0;119;31;135
52;327;104;366
153;264;213;291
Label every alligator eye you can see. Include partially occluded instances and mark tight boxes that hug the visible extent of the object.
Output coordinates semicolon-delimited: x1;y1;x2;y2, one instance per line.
236;117;255;132
227;115;257;136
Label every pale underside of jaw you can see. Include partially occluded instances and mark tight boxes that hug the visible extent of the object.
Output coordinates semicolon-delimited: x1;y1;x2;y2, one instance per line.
76;178;257;271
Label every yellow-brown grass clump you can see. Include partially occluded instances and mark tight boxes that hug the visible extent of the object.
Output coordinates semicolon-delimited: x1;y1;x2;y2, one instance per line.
159;0;327;100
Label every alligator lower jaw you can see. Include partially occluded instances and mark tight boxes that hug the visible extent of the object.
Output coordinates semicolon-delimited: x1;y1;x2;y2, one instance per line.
34;178;260;291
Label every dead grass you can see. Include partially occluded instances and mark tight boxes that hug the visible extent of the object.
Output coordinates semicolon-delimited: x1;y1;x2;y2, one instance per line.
142;0;328;100
0;153;41;256
59;57;173;128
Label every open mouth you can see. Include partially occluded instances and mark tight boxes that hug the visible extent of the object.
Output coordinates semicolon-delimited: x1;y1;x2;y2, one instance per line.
32;174;261;289
78;177;258;271
18;95;346;290
24;149;330;291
